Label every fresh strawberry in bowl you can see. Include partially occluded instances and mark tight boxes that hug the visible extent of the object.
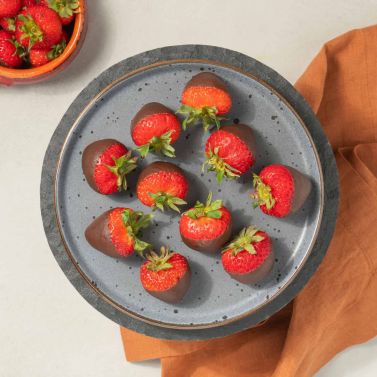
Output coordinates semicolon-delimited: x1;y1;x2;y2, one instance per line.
222;226;273;284
131;102;181;158
38;0;79;25
82;139;138;195
85;208;153;258
0;0;22;18
16;5;62;50
203;124;256;184
177;72;232;131
140;246;191;303
252;164;312;218
136;161;188;213
179;192;232;253
0;30;24;68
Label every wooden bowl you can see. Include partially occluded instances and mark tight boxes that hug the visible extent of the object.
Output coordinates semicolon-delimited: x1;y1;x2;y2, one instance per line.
0;0;86;86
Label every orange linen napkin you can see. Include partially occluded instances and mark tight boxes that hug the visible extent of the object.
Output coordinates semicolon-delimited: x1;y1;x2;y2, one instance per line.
120;25;377;377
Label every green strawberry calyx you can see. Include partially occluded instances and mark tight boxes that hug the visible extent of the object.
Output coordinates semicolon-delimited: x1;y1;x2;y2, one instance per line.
251;173;276;210
203;147;241;184
222;226;265;256
146;246;175;271
105;151;138;191
121;209;153;255
18;14;44;50
47;39;67;60
45;0;80;18
185;192;223;220
4;17;16;32
176;104;224;131
10;38;27;60
148;192;187;213
137;131;176;158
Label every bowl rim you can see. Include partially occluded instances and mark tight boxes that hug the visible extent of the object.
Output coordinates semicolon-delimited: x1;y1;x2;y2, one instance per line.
0;0;86;80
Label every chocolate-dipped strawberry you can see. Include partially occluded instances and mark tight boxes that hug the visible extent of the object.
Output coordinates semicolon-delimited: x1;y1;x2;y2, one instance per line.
82;139;138;195
131;102;181;158
252;164;312;218
179;192;232;253
203;124;256;184
85;208;152;258
136;161;188;212
177;72;232;131
140;246;191;303
222;226;273;284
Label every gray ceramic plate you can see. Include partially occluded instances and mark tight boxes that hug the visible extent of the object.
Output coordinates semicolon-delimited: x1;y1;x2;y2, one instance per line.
41;45;338;340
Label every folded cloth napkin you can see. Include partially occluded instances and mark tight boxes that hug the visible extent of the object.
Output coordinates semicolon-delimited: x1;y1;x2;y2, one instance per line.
120;25;377;377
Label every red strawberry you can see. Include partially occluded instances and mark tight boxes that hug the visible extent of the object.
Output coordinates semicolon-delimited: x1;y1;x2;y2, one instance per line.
179;192;232;253
222;226;273;284
252;164;311;218
0;17;16;32
136;161;188;212
140;247;191;303
85;208;153;258
0;30;24;67
82;139;138;195
177;72;232;131
29;36;66;66
204;124;255;184
22;0;37;7
0;0;22;18
131;102;181;158
39;0;78;25
16;5;62;50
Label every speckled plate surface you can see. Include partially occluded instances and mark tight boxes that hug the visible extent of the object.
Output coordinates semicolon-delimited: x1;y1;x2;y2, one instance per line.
41;45;338;340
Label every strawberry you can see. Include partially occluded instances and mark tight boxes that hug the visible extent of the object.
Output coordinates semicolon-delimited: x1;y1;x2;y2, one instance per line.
222;226;273;284
85;208;153;258
203;124;255;184
29;36;66;66
136;161;188;212
16;5;62;50
0;0;22;18
140;246;191;303
22;0;37;7
177;72;232;131
252;164;311;218
179;192;232;253
0;30;24;67
38;0;78;25
82;139;138;195
131;102;181;158
0;17;16;32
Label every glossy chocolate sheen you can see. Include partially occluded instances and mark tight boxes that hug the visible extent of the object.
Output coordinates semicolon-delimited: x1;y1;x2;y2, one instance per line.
287;166;312;213
146;268;192;304
85;210;120;258
82;139;121;193
137;161;186;183
228;250;275;285
131;102;175;133
181;221;232;254
184;72;228;93
220;124;256;155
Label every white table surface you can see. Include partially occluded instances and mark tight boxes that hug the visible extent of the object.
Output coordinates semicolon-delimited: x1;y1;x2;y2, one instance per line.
1;0;377;376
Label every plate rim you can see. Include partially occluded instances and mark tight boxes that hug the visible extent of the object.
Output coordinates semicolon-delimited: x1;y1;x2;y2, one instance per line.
41;44;339;340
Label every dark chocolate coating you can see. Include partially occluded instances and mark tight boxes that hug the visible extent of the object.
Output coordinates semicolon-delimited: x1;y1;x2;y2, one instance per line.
131;102;175;133
221;124;256;155
228;250;275;285
287;167;312;213
146;268;191;304
181;221;232;254
85;210;120;258
137;161;186;184
82;139;121;193
184;72;228;93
